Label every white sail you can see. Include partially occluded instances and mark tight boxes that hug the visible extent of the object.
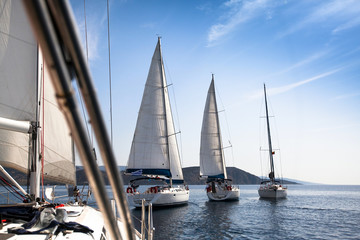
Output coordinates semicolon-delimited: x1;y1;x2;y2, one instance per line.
200;76;227;179
164;79;183;181
41;58;75;184
0;0;75;185
126;38;183;180
0;0;37;173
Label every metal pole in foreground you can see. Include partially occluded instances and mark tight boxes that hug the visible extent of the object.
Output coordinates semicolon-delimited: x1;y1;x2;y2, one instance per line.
141;199;146;240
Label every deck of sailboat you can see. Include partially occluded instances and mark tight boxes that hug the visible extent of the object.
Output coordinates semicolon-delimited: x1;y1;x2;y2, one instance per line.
0;203;141;239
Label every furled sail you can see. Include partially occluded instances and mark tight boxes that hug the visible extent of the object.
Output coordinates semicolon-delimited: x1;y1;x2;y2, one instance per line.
200;76;227;179
0;0;75;185
126;38;183;181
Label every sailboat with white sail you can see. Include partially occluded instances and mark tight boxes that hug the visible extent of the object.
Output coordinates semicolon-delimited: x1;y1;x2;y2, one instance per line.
258;84;287;199
0;1;144;239
125;37;189;208
200;75;240;201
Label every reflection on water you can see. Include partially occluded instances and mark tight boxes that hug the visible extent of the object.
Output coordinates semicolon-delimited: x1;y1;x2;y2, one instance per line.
200;201;241;239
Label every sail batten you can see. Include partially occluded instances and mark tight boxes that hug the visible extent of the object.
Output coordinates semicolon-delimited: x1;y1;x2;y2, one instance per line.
200;76;227;179
126;38;183;180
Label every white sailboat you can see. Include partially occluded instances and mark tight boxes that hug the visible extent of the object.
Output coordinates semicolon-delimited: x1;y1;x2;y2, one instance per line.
258;84;287;199
200;75;240;201
0;1;143;239
125;38;189;208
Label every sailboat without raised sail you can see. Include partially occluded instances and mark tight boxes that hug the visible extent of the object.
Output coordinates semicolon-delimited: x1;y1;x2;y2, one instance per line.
258;84;287;199
200;75;240;201
125;38;189;207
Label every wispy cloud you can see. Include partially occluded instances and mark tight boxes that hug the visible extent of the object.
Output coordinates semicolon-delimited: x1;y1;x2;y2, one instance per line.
197;2;213;14
73;1;110;62
140;22;157;29
278;0;360;38
207;0;274;46
310;123;360;133
334;92;360;100
248;68;343;100
332;16;360;34
276;51;328;75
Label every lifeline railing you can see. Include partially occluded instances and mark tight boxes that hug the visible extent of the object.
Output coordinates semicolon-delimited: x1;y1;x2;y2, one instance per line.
111;199;154;240
141;199;154;240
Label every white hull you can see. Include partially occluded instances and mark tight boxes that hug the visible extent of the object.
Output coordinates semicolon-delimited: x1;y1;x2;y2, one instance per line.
206;183;240;201
127;186;189;207
207;188;240;201
258;184;287;199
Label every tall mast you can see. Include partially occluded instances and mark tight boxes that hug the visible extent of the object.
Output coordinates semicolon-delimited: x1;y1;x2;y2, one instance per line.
264;84;275;182
29;47;41;200
158;37;172;187
211;74;227;179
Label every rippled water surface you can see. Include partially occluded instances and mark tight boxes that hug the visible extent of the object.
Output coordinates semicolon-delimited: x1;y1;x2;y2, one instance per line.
130;185;360;240
4;184;357;239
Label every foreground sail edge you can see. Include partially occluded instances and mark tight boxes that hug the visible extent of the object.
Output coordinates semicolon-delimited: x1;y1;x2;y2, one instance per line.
0;1;142;239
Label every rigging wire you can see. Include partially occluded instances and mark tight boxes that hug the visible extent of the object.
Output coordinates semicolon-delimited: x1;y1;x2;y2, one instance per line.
41;59;45;200
83;0;89;63
268;97;285;182
107;0;113;147
259;97;264;180
73;0;93;151
215;82;235;168
0;176;25;201
163;60;184;166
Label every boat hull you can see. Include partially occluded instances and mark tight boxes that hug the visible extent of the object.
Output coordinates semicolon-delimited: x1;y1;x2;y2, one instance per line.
258;186;287;199
207;188;240;201
127;187;189;208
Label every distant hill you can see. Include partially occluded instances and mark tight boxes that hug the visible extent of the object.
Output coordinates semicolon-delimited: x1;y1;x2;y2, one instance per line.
182;166;261;185
77;166;298;185
1;166;298;186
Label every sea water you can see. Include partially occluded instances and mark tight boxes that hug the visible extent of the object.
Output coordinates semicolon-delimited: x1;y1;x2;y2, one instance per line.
129;185;360;240
2;184;358;239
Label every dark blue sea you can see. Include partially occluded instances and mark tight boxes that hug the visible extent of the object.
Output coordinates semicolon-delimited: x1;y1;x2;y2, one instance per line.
1;185;359;239
129;185;360;240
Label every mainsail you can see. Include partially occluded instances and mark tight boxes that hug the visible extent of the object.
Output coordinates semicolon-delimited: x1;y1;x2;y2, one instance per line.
126;38;183;181
200;75;227;179
0;0;37;173
0;0;75;185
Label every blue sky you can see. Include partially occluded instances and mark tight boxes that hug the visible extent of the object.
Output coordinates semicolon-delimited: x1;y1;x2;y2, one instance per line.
69;0;360;185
